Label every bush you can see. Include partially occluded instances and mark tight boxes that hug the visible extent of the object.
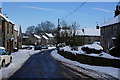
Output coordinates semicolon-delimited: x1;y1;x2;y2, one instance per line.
81;47;102;54
109;47;120;57
58;50;120;68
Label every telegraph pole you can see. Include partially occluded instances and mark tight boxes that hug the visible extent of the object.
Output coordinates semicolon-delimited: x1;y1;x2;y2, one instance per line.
58;18;60;27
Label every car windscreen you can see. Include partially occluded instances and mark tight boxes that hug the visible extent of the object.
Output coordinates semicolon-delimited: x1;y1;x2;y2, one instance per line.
0;49;7;55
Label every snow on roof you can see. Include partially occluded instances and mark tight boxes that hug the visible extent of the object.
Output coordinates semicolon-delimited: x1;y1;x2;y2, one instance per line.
34;34;41;39
46;33;54;38
60;28;100;36
0;13;14;24
76;28;100;36
75;30;84;36
101;14;120;27
14;25;19;31
83;28;100;36
42;35;48;40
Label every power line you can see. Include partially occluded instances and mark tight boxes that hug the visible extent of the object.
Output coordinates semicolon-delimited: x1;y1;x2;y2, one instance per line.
61;0;88;20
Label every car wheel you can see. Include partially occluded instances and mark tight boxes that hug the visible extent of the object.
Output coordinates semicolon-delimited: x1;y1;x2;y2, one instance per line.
2;61;5;68
10;57;12;63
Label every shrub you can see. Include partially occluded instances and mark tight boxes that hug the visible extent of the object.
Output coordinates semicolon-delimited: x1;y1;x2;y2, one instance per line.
109;47;120;57
81;47;102;54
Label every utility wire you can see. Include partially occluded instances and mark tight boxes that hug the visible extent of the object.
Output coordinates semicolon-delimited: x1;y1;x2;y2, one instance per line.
61;0;88;20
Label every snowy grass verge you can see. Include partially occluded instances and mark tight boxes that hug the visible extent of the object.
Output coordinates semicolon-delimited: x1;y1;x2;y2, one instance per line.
51;50;120;79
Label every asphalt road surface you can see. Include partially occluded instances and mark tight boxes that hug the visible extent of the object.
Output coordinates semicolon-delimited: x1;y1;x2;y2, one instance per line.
9;49;78;80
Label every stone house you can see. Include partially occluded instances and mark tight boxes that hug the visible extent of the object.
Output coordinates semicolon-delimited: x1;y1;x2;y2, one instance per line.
60;28;100;44
0;9;15;53
13;25;22;49
41;35;48;45
22;34;29;45
100;4;120;52
22;34;41;45
75;28;100;44
17;26;22;49
45;33;55;45
13;25;18;49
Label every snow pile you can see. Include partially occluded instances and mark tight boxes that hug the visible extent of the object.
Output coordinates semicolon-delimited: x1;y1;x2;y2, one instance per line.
100;52;120;60
77;46;85;54
83;44;103;50
48;46;56;49
60;45;120;60
62;46;71;52
0;49;41;79
51;50;120;79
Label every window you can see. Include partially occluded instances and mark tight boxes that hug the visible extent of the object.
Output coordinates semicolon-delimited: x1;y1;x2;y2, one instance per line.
0;49;7;55
7;23;9;33
2;20;5;33
12;25;14;34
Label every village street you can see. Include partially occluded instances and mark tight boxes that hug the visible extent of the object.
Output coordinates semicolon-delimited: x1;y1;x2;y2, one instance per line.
9;49;79;79
0;2;120;80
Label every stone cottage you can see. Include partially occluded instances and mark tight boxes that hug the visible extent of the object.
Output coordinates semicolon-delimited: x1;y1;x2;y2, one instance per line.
100;4;120;52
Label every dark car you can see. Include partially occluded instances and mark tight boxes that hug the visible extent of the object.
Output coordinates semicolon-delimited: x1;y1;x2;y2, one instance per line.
41;45;48;49
34;45;42;50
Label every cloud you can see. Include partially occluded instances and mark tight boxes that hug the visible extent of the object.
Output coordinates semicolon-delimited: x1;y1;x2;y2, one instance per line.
23;6;64;13
93;8;114;13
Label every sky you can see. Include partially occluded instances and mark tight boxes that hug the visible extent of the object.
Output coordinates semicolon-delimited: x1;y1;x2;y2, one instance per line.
1;2;118;33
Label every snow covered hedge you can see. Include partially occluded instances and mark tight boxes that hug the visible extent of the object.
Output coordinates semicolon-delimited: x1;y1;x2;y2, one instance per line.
81;44;103;54
58;50;120;68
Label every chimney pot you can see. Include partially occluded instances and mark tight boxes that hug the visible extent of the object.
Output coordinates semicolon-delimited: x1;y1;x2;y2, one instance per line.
0;8;2;13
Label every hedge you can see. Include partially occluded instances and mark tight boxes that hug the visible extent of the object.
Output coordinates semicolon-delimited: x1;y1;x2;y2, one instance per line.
58;50;120;68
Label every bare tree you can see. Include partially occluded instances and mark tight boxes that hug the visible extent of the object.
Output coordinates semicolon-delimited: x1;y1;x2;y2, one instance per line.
26;26;36;35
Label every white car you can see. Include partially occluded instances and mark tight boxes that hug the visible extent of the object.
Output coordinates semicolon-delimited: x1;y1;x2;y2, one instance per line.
0;47;12;68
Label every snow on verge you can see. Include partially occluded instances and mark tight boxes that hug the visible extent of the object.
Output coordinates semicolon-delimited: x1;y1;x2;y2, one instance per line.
51;50;120;79
0;49;41;79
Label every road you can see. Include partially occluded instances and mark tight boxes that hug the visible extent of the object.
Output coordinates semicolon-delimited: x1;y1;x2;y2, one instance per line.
9;49;78;80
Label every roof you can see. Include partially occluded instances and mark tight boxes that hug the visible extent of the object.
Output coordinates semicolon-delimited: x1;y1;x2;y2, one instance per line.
101;14;120;27
76;28;100;36
0;13;14;24
45;33;54;38
34;34;41;39
42;35;48;40
83;28;100;36
14;25;19;31
75;30;84;36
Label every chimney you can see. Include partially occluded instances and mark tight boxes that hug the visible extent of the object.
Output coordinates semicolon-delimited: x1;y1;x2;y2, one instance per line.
0;8;2;13
3;14;8;18
115;2;120;17
96;24;99;29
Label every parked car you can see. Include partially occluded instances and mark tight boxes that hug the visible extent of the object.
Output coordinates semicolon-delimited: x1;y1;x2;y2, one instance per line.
34;45;42;50
41;45;48;49
0;47;12;68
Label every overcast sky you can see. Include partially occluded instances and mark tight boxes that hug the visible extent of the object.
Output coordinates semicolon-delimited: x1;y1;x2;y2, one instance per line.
2;2;118;33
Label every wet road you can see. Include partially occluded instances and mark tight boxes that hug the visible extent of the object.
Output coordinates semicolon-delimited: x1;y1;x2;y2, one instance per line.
9;49;74;79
